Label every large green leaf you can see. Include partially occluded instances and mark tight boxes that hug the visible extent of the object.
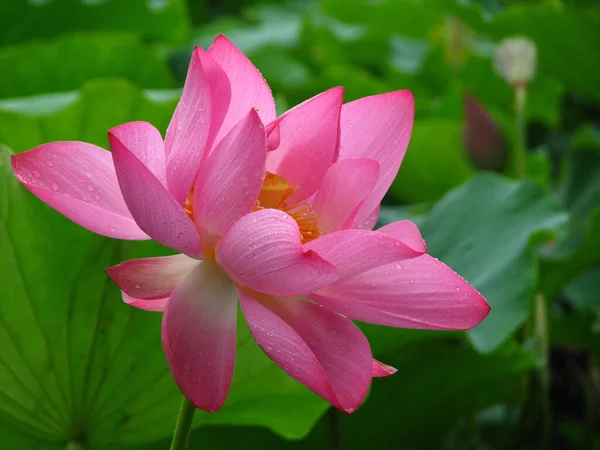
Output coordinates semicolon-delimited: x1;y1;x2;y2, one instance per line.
0;85;330;447
0;33;172;98
0;0;188;46
339;340;535;449
389;118;474;203
0;80;179;151
408;173;567;352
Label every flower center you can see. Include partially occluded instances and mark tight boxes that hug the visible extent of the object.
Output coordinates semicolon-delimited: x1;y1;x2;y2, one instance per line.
254;173;322;243
184;173;321;244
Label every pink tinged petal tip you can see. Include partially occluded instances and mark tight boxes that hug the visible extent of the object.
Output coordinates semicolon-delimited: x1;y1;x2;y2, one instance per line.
313;254;491;330
194;109;267;240
122;292;168;312
305;228;425;280
109;133;202;257
372;359;397;378
208;35;276;144
239;291;372;413
164;47;212;204
339;90;414;227
10;142;148;240
216;209;339;297
266;87;344;203
312;158;380;234
108;121;167;185
106;254;198;300
162;261;238;412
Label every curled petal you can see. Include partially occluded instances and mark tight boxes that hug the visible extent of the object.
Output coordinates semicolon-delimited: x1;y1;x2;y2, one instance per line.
312;158;379;234
165;47;212;204
10;142;147;240
372;359;397;378
239;291;372;413
266;122;281;151
162;262;238;412
208;35;276;144
122;292;168;312
376;220;427;253
109;133;202;256
194;109;266;240
313;254;491;330
106;254;198;299
266;87;344;203
216;209;339;296
305;229;425;280
339;91;414;226
108;121;167;185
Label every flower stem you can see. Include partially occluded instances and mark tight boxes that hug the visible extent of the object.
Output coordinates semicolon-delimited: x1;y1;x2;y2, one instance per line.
535;293;551;449
513;85;527;179
170;397;196;450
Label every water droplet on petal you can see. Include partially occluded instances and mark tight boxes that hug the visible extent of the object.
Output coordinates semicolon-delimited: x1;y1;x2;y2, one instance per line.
109;227;116;233
51;183;59;191
46;160;54;167
32;170;40;178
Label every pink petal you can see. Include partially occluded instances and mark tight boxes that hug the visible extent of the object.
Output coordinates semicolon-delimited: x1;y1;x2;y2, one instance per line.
216;209;339;296
109;133;202;256
10;142;147;240
372;359;397;378
312;158;380;234
106;254;198;299
313;254;491;330
208;35;276;145
193;109;266;241
164;47;212;204
108;121;167;185
377;220;427;253
339;91;414;226
266;87;344;203
162;262;238;412
122;292;168;312
305;229;424;280
356;205;380;230
238;291;372;413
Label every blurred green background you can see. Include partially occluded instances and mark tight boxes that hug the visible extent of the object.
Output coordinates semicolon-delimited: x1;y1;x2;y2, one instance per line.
1;0;599;449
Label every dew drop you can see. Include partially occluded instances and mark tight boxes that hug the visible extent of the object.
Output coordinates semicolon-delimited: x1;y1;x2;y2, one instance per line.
87;185;94;191
32;170;41;178
46;160;54;167
51;183;59;191
109;227;116;233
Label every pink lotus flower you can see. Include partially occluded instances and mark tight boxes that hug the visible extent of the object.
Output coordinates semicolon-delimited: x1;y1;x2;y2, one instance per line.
11;35;490;413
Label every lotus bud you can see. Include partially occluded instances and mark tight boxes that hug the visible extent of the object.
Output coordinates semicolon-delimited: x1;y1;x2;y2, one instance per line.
464;93;508;171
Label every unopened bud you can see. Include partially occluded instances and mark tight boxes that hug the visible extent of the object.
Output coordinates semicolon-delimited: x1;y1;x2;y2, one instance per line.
464;93;508;171
493;36;537;87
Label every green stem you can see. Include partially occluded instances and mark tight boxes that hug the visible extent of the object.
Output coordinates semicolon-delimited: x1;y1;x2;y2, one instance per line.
535;293;551;449
513;85;528;179
170;397;196;450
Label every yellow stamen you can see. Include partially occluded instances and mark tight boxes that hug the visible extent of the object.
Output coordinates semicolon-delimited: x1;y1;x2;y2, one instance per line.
255;172;322;243
184;185;195;222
